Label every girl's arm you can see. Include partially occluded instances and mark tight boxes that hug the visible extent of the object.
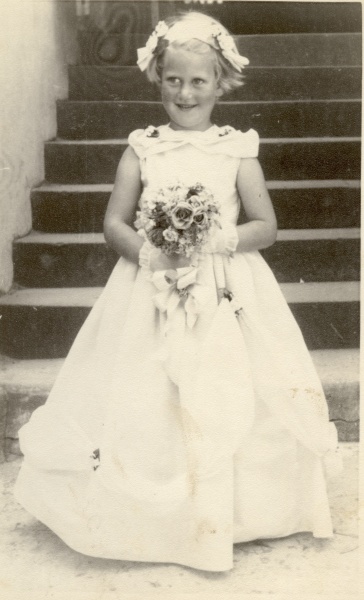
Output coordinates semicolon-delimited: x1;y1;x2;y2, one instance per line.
104;146;190;270
236;157;277;252
104;146;144;264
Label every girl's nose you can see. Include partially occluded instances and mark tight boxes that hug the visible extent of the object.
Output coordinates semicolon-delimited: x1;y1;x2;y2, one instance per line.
179;83;193;100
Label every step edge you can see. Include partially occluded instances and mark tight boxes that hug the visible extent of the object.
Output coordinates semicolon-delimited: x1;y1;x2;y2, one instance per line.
267;179;361;189
276;228;361;241
0;282;360;307
47;136;362;145
14;228;361;245
69;65;363;71
58;99;362;106
33;183;114;193
77;32;362;42
32;180;361;193
0;288;104;307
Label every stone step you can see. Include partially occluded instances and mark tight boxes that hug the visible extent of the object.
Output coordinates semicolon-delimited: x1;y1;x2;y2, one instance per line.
68;66;362;102
78;31;361;66
31;180;361;233
57;99;361;140
13;229;360;288
0;283;359;358
0;348;359;460
44;138;361;183
104;2;361;35
31;183;111;233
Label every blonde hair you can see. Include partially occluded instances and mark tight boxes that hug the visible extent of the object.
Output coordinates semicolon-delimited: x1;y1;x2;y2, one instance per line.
145;12;245;95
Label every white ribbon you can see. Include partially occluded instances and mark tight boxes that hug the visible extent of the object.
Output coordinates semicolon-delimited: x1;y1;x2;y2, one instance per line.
151;266;210;329
137;47;153;72
137;20;169;71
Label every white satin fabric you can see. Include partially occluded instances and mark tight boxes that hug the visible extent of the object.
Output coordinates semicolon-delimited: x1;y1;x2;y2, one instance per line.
15;125;341;572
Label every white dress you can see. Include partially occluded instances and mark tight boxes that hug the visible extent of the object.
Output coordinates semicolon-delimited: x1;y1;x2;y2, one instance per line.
15;124;341;572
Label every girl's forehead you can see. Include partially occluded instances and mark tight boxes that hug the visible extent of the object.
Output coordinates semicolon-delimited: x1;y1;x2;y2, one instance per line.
163;46;216;73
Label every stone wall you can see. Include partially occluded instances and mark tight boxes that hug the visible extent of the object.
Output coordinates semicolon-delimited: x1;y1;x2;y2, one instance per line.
0;0;77;293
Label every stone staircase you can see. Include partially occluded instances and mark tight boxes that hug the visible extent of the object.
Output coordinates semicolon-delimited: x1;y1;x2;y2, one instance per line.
0;2;360;460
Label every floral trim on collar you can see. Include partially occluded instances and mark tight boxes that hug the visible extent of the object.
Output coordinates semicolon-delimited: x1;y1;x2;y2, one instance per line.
129;125;259;160
145;126;160;138
218;126;234;137
144;124;235;139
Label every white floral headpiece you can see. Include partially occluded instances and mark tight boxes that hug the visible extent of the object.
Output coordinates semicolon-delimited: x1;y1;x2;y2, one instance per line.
137;19;249;73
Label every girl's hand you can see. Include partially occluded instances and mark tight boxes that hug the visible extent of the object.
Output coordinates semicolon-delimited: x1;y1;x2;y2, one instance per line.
149;251;191;272
203;224;239;255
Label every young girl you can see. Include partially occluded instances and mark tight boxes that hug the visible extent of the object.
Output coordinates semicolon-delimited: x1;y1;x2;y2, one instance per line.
15;12;341;572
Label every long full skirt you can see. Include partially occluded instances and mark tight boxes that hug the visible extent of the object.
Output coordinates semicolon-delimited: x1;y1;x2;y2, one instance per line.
15;250;340;571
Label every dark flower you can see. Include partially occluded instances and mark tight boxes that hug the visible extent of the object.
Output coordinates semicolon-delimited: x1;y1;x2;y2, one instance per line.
148;227;165;247
218;127;231;137
193;210;208;228
186;182;204;197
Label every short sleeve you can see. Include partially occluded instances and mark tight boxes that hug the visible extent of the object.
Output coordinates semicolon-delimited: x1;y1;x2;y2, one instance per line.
128;128;147;159
239;128;259;158
196;126;260;159
128;127;162;159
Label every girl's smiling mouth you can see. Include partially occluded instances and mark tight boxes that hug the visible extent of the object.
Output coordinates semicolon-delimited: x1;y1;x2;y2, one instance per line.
177;104;197;110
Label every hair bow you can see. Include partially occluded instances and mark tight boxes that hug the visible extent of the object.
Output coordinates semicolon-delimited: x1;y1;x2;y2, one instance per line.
137;21;169;72
137;19;249;73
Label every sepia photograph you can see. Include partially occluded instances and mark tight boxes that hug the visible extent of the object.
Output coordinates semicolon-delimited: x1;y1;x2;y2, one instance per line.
0;0;361;598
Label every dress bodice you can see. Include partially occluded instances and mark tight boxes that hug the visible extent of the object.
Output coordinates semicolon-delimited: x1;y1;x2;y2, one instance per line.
128;124;259;226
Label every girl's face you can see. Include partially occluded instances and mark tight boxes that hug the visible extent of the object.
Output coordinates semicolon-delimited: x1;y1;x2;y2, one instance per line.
160;46;223;132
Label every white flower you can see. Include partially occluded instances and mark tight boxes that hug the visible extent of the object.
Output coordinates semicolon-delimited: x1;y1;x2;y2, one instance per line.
163;228;179;242
144;219;156;232
145;125;160;138
188;195;204;209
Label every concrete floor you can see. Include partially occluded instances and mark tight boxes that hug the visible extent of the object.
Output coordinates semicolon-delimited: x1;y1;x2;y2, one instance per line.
0;444;360;600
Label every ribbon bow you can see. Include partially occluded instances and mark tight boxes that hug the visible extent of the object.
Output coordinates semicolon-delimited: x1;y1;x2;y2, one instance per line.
137;46;155;73
151;266;209;329
137;19;249;74
137;20;169;71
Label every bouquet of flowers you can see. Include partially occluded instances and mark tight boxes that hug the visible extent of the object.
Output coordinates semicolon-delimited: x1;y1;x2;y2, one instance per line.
135;182;220;257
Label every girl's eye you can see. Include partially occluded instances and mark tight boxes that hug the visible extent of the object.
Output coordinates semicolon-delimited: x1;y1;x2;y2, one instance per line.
166;77;180;84
193;78;205;85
